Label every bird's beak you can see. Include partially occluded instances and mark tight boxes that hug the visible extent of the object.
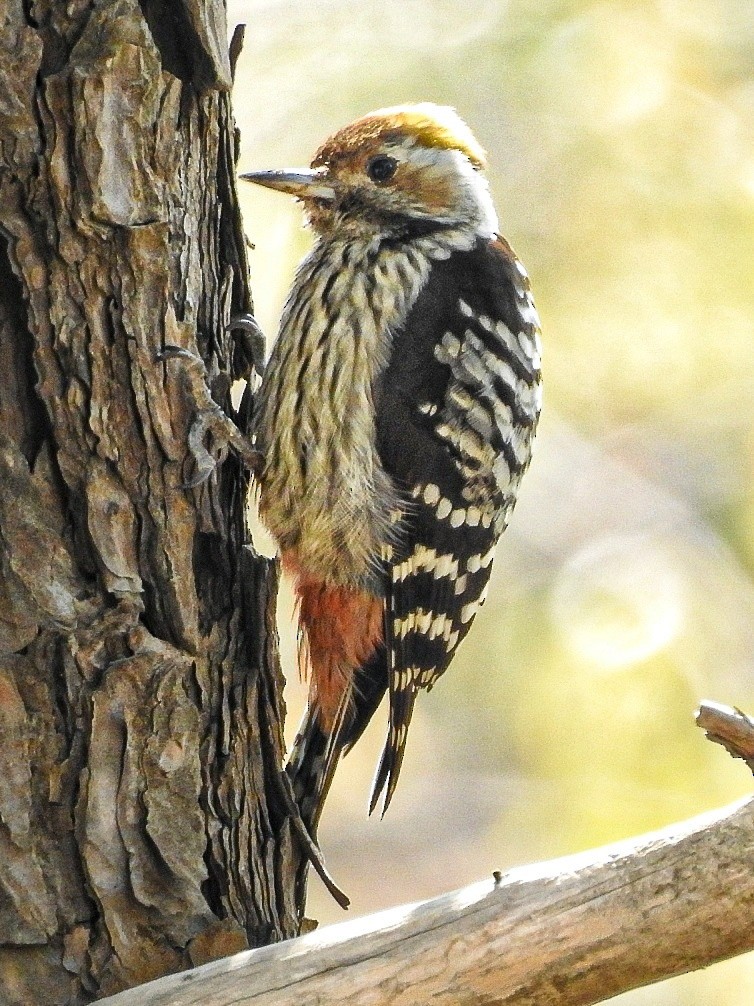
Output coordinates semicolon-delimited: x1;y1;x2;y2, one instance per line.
239;168;336;202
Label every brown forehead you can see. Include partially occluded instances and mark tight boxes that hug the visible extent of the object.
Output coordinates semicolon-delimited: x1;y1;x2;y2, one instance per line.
311;112;486;170
312;119;400;169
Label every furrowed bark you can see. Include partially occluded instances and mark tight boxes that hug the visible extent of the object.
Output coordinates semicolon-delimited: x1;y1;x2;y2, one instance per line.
0;3;305;1002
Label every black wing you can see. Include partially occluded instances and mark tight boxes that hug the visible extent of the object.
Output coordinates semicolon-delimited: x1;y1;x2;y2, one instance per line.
370;234;542;813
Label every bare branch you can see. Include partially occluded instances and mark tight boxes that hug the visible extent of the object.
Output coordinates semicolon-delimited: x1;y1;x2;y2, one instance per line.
98;791;754;1006
696;700;754;771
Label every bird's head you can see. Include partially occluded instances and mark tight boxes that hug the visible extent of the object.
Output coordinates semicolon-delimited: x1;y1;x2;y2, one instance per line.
241;103;498;241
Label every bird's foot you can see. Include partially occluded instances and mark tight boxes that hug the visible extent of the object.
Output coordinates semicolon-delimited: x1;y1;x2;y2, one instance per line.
158;344;263;487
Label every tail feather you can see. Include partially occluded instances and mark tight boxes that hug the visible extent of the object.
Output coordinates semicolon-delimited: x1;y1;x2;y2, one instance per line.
340;646;390;754
368;681;418;817
288;646;389;832
286;711;342;837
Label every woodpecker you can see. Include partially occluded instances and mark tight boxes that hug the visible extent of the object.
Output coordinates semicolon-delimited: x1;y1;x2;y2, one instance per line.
242;103;541;830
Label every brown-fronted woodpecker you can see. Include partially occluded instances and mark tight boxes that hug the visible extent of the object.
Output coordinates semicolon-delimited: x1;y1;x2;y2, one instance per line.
242;103;542;830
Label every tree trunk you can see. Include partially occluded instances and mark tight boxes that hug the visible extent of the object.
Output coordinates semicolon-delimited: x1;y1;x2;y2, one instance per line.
0;2;303;1002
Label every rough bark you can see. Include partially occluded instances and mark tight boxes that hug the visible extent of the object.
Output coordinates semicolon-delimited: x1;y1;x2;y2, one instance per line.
0;2;303;1003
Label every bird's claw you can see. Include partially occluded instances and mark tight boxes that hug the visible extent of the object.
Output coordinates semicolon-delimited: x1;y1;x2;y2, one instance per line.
228;312;266;376
156;345;202;365
187;400;263;485
160;343;263;486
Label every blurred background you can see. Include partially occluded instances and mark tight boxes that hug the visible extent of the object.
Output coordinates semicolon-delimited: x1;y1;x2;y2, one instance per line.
228;1;754;1001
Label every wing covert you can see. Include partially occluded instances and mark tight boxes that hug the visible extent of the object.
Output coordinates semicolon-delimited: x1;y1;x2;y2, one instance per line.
370;234;542;813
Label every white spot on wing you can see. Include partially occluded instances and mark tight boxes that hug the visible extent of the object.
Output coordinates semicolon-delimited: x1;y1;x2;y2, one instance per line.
518;299;540;330
460;599;480;624
423;483;441;506
466;506;481;527
419;401;438;417
437;497;452;520
434;332;462;366
450;508;466;528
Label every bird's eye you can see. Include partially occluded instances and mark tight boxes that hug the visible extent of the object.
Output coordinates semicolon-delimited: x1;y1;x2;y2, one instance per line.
366;155;398;184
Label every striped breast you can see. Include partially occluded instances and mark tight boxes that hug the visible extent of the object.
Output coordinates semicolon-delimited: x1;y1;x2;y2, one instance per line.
253;235;431;590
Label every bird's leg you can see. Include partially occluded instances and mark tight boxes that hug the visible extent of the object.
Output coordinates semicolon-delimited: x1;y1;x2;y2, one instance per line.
159;315;265;487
